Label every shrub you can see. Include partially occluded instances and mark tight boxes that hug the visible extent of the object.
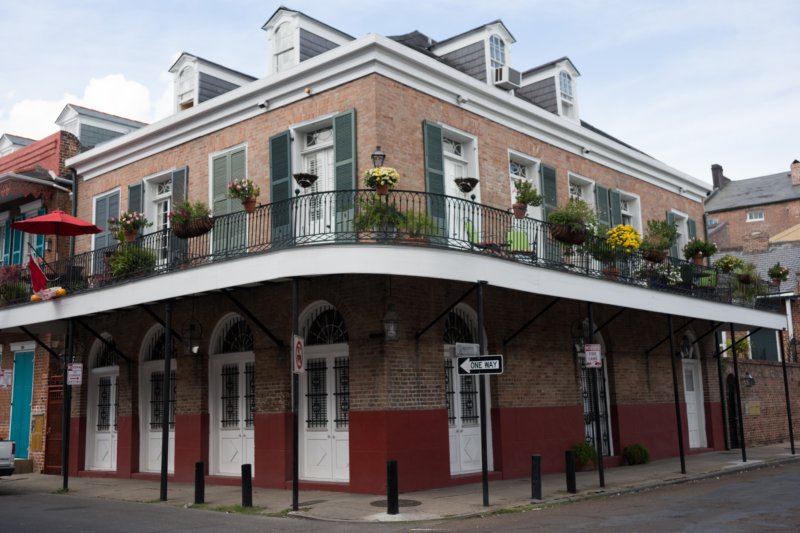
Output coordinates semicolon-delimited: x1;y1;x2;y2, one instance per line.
623;443;650;465
572;441;597;469
714;255;744;273
640;219;677;252
548;198;597;233
109;244;157;279
513;179;543;206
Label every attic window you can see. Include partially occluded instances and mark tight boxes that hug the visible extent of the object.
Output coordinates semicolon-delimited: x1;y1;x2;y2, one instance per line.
177;66;194;110
489;35;505;68
746;211;764;222
274;22;294;73
560;71;573;101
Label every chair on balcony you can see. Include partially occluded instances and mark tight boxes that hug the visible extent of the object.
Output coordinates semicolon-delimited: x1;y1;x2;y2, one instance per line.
505;229;537;263
464;220;507;255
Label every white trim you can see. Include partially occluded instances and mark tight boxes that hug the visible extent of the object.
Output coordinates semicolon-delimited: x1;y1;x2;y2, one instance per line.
746;211;765;222
66;35;708;201
20;199;43;214
10;341;35;352
0;211;9;224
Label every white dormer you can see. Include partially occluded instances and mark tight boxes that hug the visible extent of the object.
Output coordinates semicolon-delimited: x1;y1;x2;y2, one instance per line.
519;57;581;121
55;104;146;148
168;53;257;112
0;134;34;157
557;62;580;121
262;7;354;76
430;21;519;90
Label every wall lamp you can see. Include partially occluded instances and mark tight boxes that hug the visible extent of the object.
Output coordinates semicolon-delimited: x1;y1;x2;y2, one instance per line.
371;146;386;167
744;372;756;387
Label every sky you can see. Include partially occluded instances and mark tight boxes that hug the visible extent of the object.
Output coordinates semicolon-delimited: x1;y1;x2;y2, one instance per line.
1;0;797;185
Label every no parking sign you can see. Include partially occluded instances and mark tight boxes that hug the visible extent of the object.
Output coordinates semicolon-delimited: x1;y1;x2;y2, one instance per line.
292;335;305;374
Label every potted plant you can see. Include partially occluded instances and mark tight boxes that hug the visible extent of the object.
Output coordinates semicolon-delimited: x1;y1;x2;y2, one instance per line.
363;166;400;196
227;178;261;213
511;179;543;219
398;211;438;242
109;244;157;279
734;261;759;285
548;198;597;245
622;443;650;465
768;262;789;285
0;265;27;306
169;200;213;239
640;219;677;262
572;441;597;471
108;210;152;242
354;195;405;239
682;238;717;265
714;255;744;274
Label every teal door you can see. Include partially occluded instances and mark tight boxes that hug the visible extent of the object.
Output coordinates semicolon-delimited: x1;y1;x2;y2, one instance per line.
10;351;34;459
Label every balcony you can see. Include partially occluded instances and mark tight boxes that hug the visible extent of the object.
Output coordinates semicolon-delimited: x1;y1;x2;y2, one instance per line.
0;190;782;314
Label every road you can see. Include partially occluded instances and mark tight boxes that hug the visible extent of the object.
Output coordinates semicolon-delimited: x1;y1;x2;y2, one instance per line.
0;462;798;532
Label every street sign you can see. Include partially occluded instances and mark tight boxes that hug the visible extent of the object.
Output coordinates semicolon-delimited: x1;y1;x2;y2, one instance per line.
0;369;11;389
292;334;305;374
457;355;503;375
584;343;602;368
455;342;480;357
67;363;83;385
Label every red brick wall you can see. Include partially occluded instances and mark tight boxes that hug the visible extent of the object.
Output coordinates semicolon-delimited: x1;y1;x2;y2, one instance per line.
709;200;800;252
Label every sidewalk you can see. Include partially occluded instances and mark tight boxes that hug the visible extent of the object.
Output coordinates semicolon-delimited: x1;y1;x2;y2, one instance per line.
2;443;797;522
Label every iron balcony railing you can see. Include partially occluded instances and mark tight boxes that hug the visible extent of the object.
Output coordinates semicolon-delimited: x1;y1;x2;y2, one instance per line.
0;189;782;312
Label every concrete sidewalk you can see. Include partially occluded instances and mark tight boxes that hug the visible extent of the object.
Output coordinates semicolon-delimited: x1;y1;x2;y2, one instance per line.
1;442;797;522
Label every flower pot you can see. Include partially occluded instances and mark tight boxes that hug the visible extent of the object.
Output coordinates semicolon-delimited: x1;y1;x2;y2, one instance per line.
242;198;257;214
692;253;705;266
124;230;137;242
550;224;587;245
375;183;390;196
737;273;753;285
512;203;527;219
772;278;782;286
602;267;621;280
642;249;667;263
172;217;214;239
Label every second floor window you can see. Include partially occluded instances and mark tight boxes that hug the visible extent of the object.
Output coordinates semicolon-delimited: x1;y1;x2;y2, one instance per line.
489;35;505;69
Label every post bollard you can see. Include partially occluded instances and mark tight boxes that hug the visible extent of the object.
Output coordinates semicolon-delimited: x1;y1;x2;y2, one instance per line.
387;459;399;515
242;464;253;508
565;450;577;494
194;461;205;505
531;454;542;500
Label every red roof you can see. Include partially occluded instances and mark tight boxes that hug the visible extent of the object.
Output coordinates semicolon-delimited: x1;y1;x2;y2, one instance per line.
0;131;62;175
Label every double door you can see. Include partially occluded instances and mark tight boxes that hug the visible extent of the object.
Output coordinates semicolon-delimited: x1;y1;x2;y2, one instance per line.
212;354;255;476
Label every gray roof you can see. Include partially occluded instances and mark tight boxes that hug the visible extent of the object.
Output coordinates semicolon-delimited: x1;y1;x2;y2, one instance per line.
431;19;515;48
705;171;799;213
167;52;257;81
1;133;35;146
522;56;581;77
67;104;148;129
724;242;800;293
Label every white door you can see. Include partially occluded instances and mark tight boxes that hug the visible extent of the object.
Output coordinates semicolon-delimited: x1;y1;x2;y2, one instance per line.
683;359;707;448
140;361;175;473
300;347;349;482
211;354;255;476
87;370;118;470
445;357;491;474
297;127;335;240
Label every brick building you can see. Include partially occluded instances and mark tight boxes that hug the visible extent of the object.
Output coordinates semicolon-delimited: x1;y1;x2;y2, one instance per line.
0;7;793;493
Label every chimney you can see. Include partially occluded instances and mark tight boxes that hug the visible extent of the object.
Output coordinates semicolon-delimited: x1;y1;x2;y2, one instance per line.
743;231;769;253
711;164;729;190
791;160;800;186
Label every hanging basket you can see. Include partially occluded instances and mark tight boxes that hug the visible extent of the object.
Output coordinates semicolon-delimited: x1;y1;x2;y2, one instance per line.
550;224;588;245
172;217;214;239
736;273;754;285
642;249;667;263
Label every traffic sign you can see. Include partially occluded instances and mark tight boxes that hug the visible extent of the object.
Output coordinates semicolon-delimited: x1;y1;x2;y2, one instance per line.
455;342;480;357
292;335;305;374
457;355;503;375
67;363;83;385
584;343;602;368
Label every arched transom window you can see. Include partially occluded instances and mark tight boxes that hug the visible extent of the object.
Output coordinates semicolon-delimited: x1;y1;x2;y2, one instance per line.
212;314;254;354
302;303;348;345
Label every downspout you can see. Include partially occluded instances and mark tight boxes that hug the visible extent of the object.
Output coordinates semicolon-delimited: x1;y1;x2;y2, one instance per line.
69;167;78;258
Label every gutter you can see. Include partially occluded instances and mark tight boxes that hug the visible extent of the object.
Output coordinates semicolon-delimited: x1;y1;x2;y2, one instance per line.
0;172;72;193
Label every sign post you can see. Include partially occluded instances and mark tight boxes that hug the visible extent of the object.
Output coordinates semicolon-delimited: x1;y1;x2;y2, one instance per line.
292;335;305;374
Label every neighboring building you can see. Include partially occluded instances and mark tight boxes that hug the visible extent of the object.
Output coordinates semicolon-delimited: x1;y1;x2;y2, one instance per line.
0;106;145;474
0;7;792;494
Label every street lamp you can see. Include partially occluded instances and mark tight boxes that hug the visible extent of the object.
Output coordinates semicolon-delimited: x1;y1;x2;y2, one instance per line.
371;146;386;167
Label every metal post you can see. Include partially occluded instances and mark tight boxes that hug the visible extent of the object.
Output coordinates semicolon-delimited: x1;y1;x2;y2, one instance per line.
715;331;730;450
242;464;253;507
62;318;74;491
729;323;747;462
565;450;577;494
531;454;542;500
779;330;795;455
292;279;300;511
160;300;173;501
668;315;687;474
387;459;399;515
587;303;605;487
194;462;205;504
477;280;489;507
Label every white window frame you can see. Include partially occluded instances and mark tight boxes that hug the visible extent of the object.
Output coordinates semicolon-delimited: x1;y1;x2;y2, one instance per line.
618;190;642;231
670;209;690;252
746;211;764;222
207;143;248;207
508;150;541;220
568;173;595;208
442;125;480;202
559;70;577;120
489;34;505;69
142;169;176;232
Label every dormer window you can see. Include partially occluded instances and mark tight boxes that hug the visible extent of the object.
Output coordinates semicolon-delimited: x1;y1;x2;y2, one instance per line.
489;35;505;68
177;66;195;110
274;22;294;73
559;70;577;119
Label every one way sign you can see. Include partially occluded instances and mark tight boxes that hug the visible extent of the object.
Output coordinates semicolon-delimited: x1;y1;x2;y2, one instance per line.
457;355;504;375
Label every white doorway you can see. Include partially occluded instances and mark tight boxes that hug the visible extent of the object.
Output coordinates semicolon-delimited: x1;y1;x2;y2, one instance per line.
299;302;350;482
138;325;176;473
85;334;119;471
680;334;707;448
208;314;256;476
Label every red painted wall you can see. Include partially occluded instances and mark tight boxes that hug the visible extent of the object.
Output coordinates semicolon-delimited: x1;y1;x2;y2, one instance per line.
174;413;208;482
254;412;291;487
115;415;137;477
69;416;86;475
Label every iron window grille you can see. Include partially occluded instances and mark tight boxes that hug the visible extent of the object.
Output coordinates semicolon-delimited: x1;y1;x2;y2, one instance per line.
305;358;328;429
220;363;240;429
149;370;176;430
334;357;350;430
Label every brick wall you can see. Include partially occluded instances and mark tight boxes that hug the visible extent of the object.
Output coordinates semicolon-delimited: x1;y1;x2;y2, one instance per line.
709;200;800;252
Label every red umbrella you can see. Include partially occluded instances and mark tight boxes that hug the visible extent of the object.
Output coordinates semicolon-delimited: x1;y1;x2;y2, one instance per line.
11;209;102;260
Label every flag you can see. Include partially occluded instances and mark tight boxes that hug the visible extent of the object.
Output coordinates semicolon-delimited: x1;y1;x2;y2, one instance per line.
29;255;47;293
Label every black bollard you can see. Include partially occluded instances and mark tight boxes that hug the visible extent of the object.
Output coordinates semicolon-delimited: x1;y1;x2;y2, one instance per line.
242;464;253;508
565;450;577;494
387;459;399;515
531;454;542;500
194;462;205;505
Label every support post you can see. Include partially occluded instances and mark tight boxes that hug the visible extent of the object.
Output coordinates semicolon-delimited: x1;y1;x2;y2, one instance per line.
387;459;399;515
779;330;795;455
477;280;489;507
242;464;253;507
195;462;205;504
160;300;173;501
729;323;747;462
62;318;74;491
587;302;605;487
668;315;687;474
292;279;300;512
531;454;542;500
715;331;730;451
565;450;577;494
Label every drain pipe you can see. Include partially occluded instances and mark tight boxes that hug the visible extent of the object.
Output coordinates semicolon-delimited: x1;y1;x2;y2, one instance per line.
68;167;78;258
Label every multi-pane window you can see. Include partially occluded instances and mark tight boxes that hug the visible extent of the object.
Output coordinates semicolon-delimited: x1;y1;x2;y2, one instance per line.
96;376;117;432
747;211;764;222
569;175;594;206
274;22;293;72
489;35;505;68
560;71;573;100
443;137;463;157
221;363;240;428
619;192;641;231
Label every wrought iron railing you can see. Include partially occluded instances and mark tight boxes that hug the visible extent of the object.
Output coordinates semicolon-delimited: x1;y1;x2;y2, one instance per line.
0;189;781;312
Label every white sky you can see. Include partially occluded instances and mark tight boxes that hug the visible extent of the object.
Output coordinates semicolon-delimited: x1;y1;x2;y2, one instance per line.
1;0;797;184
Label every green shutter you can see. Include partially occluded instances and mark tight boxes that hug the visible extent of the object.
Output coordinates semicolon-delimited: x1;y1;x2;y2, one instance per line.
595;184;610;229
423;121;446;239
333;110;356;236
687;219;697;240
609;189;622;226
212;155;230;216
94;192;119;251
128;182;143;213
171;167;188;203
2;221;11;265
540;165;557;219
231;148;246;182
270;131;292;243
34;207;47;257
667;212;678;258
11;216;23;265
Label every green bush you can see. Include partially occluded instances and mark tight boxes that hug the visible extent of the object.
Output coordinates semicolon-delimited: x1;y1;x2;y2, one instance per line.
548;198;597;233
110;244;157;279
354;195;405;231
572;441;597;469
622;443;650;465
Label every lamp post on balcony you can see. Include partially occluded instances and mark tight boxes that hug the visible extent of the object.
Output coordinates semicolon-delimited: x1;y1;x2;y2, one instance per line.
371;146;386;168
